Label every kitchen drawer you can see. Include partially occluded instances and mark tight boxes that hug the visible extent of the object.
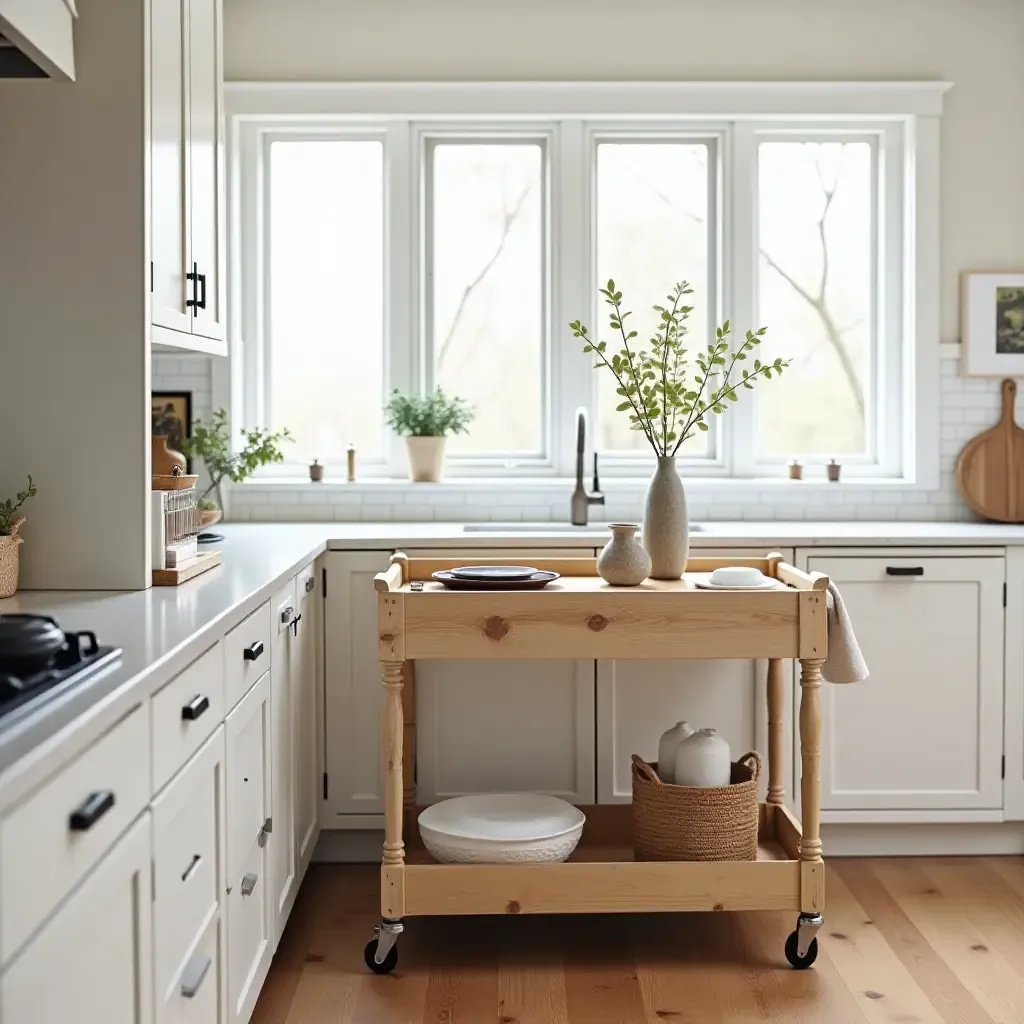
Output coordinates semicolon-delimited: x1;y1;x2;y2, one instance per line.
0;703;150;963
224;601;271;709
159;910;223;1024
152;641;225;793
153;728;223;1005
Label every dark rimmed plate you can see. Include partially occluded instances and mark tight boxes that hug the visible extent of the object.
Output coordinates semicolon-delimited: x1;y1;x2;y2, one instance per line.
450;565;539;582
432;570;560;591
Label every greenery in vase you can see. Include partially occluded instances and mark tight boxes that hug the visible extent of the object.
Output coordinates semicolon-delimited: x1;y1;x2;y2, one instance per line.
570;280;790;456
384;388;475;438
0;476;35;536
180;409;292;510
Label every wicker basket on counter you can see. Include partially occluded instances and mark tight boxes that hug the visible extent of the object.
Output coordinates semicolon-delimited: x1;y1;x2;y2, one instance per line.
631;752;761;862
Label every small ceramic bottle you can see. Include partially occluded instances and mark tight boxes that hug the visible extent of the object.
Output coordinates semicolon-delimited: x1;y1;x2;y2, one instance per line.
674;728;732;788
597;523;652;586
309;459;324;483
657;720;695;783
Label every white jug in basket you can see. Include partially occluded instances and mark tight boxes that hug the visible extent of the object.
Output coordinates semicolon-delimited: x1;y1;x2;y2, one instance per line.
674;728;731;787
656;720;694;783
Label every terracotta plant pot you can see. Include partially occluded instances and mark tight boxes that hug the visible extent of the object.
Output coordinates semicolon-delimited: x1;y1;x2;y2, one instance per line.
404;436;446;482
0;516;26;598
152;435;187;477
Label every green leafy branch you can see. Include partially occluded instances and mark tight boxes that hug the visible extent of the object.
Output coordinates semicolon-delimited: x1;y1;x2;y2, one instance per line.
569;279;790;457
0;476;36;536
180;409;292;508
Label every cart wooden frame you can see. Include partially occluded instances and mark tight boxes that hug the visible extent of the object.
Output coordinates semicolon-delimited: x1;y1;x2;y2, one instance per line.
369;552;830;969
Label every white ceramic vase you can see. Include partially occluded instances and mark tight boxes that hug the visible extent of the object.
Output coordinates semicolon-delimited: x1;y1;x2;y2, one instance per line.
405;436;446;482
642;455;689;579
656;720;695;783
596;523;652;586
673;728;732;788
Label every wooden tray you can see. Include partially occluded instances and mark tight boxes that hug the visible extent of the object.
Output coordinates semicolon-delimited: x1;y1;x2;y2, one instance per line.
152;550;221;586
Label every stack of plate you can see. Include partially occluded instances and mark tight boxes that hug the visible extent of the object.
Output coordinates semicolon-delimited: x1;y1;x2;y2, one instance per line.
418;794;585;863
431;565;560;590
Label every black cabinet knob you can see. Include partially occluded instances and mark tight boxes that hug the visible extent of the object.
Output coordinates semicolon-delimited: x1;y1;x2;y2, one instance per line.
69;790;115;831
181;694;210;721
243;641;264;662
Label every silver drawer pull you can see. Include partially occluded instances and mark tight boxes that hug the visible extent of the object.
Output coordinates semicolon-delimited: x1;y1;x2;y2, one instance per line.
180;953;212;998
280;605;295;624
241;872;258;896
305;577;315;593
258;816;272;847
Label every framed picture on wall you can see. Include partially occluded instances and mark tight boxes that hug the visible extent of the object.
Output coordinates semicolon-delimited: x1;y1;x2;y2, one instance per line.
151;391;193;469
962;271;1024;376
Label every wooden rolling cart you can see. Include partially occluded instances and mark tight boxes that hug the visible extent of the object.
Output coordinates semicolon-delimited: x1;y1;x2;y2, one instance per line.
366;552;830;973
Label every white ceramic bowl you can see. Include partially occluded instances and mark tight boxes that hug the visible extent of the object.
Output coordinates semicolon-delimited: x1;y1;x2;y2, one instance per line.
418;794;586;864
709;565;766;588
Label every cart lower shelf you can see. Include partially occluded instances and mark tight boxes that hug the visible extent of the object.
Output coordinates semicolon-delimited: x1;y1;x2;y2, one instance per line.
388;802;819;918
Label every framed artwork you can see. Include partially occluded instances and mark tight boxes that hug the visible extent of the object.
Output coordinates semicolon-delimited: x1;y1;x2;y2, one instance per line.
151;391;193;469
962;271;1024;376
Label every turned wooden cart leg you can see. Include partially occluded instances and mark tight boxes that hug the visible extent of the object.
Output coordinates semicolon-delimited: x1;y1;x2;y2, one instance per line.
787;656;825;968
402;661;417;838
766;657;785;808
367;659;406;974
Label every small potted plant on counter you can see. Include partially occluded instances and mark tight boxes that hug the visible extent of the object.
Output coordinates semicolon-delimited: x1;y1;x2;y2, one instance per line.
0;476;36;598
181;409;292;529
384;388;474;482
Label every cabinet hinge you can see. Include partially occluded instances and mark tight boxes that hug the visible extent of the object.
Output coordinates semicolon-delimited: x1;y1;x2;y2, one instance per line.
1002;755;1006;779
322;567;327;598
322;772;329;799
150;260;154;293
1004;582;1008;607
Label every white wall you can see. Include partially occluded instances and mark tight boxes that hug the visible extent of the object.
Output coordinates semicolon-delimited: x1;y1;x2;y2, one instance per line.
155;0;1024;524
0;0;151;588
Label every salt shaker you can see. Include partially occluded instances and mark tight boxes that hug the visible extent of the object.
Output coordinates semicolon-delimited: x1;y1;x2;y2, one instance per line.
346;444;356;483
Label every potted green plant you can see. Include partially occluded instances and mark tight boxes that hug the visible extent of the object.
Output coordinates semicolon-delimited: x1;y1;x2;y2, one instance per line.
181;409;292;526
570;280;788;578
384;388;474;482
0;476;36;598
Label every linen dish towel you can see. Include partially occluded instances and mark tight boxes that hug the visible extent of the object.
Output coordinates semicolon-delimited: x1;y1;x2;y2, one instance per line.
822;582;869;684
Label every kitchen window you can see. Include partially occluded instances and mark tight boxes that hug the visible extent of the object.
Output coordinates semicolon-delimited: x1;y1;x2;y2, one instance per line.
231;83;944;485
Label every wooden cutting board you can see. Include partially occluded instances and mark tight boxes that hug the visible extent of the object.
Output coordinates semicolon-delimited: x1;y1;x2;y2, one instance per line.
956;378;1024;522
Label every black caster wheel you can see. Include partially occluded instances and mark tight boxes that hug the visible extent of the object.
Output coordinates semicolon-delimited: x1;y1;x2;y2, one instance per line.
364;938;398;975
784;930;819;970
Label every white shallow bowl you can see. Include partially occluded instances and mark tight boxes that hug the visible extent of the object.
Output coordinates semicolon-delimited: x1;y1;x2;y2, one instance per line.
418;794;586;864
709;565;766;588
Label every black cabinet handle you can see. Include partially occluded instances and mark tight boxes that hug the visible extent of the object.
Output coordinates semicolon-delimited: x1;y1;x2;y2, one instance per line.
185;262;199;310
69;790;115;831
885;566;924;577
243;641;264;662
196;272;207;310
181;694;210;721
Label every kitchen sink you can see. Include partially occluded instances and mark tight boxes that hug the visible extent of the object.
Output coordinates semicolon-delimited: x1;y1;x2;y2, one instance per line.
461;523;703;533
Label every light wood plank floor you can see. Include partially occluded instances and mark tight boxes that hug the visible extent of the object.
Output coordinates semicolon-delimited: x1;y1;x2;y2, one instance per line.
253;858;1024;1024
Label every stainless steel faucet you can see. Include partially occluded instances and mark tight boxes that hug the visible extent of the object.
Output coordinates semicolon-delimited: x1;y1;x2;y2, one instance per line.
571;407;604;526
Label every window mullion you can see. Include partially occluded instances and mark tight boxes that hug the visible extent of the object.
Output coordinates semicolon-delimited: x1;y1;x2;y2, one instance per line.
554;119;593;478
387;120;415;477
726;122;758;477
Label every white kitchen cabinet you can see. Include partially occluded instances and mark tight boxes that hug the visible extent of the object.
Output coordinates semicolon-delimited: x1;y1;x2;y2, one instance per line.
292;562;321;877
800;552;1005;814
1005;547;1024;820
0;814;153;1024
224;673;272;1024
323;551;393;821
149;0;226;353
595;548;795;804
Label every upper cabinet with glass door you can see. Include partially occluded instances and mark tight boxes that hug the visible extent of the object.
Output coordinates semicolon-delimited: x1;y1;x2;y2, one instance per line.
150;0;227;356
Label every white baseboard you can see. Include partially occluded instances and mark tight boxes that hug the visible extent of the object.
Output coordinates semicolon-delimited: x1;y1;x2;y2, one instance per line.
314;823;1024;864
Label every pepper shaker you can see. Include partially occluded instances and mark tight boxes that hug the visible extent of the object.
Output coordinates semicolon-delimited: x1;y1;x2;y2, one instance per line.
788;459;803;481
827;458;841;482
309;459;324;483
346;444;356;483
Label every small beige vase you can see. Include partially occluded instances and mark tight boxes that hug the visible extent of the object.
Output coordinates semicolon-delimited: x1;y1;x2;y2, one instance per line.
597;523;651;586
0;516;26;598
405;436;446;482
642;456;689;579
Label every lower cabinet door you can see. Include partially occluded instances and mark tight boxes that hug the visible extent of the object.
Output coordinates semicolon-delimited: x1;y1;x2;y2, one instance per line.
293;561;320;875
226;840;271;1024
159;913;224;1024
0;813;153;1024
271;578;297;947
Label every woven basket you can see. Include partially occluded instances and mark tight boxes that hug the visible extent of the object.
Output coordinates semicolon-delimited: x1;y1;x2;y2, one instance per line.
631;751;761;862
0;535;23;599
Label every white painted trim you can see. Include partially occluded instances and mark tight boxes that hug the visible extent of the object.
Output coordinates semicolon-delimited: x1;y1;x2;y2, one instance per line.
1005;547;1024;820
152;323;227;358
821;808;1005;824
226;81;952;120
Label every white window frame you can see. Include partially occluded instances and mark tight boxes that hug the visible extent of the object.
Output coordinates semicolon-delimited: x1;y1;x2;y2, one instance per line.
227;81;948;487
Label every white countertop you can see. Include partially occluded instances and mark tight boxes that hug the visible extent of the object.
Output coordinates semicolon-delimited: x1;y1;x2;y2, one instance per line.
0;518;1020;811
